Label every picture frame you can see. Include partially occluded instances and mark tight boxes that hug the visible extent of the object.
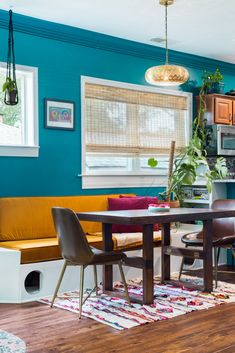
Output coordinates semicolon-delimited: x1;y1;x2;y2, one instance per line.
44;98;75;130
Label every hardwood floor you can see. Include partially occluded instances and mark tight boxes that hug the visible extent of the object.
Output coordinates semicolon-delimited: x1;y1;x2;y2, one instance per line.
1;266;235;353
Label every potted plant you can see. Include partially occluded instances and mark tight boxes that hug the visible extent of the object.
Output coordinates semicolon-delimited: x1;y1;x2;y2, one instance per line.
3;77;18;105
3;10;19;106
148;69;228;206
201;68;224;94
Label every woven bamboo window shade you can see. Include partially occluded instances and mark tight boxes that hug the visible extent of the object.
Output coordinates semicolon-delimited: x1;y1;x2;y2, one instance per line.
85;83;188;155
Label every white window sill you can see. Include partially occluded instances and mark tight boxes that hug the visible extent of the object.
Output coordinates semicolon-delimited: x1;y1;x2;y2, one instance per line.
81;174;167;189
0;145;40;157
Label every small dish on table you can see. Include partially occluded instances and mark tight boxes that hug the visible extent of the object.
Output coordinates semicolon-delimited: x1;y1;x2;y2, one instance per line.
148;203;170;212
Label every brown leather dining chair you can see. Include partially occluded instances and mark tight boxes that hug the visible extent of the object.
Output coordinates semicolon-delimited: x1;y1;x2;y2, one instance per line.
51;207;131;318
179;199;235;288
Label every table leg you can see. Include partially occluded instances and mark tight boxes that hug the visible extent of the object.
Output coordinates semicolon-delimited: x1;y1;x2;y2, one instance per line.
161;223;171;282
143;224;154;305
203;219;213;292
102;223;113;291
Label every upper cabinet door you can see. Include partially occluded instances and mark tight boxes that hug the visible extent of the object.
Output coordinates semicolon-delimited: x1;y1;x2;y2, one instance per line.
214;97;233;125
233;101;235;125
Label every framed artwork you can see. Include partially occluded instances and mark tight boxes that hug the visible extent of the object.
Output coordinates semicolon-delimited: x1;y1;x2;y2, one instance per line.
44;98;75;130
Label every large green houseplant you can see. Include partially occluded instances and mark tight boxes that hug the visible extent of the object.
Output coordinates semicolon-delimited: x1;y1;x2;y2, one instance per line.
148;68;227;205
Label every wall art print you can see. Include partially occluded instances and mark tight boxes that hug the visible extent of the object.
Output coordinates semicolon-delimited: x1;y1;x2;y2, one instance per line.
44;98;75;130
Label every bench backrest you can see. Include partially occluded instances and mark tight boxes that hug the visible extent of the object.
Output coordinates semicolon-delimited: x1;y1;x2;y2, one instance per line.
0;194;134;241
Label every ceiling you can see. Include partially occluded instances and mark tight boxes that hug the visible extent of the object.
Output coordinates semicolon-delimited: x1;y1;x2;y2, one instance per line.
1;0;235;63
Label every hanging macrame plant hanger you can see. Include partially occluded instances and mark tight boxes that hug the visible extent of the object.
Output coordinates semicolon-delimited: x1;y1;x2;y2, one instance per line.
3;10;18;106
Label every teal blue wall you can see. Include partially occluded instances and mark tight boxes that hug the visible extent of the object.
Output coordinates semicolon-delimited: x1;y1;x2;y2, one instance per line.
0;10;235;197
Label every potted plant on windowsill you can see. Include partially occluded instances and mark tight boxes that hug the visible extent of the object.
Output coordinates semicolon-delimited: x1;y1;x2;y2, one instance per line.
148;68;228;206
3;77;18;105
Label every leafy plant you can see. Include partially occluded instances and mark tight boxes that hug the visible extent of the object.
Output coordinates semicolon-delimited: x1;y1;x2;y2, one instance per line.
194;68;224;151
202;68;223;87
148;68;227;205
2;77;17;92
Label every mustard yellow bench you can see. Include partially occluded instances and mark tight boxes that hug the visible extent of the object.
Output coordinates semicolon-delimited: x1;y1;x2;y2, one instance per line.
0;194;162;264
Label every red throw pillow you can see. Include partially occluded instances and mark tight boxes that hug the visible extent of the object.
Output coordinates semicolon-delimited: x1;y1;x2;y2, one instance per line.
119;195;158;204
108;197;159;233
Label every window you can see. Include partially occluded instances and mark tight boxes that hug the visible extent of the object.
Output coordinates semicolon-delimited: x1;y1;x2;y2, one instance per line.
0;62;38;157
81;76;192;189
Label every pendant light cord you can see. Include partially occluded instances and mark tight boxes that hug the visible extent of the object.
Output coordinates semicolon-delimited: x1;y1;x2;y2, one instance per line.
165;4;168;64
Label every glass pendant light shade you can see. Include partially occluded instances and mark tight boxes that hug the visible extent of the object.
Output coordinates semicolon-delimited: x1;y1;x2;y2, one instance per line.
145;0;189;87
145;64;189;86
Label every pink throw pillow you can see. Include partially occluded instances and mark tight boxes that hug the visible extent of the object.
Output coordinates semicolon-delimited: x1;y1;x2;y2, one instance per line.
108;197;159;233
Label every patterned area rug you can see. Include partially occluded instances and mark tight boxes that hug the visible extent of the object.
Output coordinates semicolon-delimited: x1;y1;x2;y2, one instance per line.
39;275;235;330
0;330;26;353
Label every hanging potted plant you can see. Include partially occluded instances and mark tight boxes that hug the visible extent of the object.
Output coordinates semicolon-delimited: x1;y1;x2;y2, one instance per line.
3;10;18;106
3;77;18;105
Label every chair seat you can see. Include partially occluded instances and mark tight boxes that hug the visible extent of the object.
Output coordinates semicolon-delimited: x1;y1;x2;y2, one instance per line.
182;232;235;247
213;235;235;246
181;232;203;246
88;247;126;265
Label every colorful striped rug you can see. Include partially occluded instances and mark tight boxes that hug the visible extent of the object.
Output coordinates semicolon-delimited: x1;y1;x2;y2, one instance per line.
39;275;235;330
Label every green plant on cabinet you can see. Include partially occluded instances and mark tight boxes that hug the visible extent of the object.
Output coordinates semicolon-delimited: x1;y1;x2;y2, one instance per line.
148;68;227;206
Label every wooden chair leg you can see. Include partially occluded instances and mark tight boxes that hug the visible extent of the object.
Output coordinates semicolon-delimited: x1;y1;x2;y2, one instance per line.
118;262;131;307
51;260;67;308
93;265;98;295
79;265;85;319
214;247;218;289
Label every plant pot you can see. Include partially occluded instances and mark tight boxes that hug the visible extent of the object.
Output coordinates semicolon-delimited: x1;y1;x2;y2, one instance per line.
4;89;18;105
168;200;180;208
207;82;224;94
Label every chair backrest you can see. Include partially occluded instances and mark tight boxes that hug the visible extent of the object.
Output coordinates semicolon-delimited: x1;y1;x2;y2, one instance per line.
52;207;93;264
212;199;235;239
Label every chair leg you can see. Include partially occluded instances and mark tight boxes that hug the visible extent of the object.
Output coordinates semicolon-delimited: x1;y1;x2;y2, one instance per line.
51;260;67;308
178;257;185;281
217;247;221;266
118;261;131;307
178;244;188;281
214;247;218;289
93;265;98;295
79;265;85;319
231;245;235;268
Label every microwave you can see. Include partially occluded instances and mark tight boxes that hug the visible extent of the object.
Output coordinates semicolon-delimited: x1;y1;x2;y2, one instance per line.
206;124;235;156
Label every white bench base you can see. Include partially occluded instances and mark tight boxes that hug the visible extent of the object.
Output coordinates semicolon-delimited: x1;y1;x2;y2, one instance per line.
0;224;226;303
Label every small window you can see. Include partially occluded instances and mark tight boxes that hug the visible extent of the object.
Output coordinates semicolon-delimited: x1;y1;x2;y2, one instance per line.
81;77;192;189
0;62;38;157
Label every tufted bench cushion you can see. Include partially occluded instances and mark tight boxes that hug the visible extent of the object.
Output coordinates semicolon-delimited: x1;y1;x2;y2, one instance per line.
89;231;162;251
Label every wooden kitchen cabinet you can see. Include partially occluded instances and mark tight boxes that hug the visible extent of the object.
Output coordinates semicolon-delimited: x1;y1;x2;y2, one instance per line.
214;97;232;124
233;101;235;125
196;94;235;125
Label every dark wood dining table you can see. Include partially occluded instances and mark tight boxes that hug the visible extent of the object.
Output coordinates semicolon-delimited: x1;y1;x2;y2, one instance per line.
77;207;235;305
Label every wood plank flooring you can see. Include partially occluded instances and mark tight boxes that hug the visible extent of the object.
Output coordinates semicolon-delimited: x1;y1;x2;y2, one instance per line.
1;267;235;353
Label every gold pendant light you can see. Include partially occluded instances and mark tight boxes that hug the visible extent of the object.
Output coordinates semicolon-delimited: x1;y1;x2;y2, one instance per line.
145;0;189;86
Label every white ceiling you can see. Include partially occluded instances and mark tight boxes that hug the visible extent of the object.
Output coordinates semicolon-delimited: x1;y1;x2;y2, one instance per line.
1;0;235;63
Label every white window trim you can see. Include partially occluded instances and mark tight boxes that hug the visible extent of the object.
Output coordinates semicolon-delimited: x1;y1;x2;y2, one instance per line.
0;62;39;157
81;76;192;189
